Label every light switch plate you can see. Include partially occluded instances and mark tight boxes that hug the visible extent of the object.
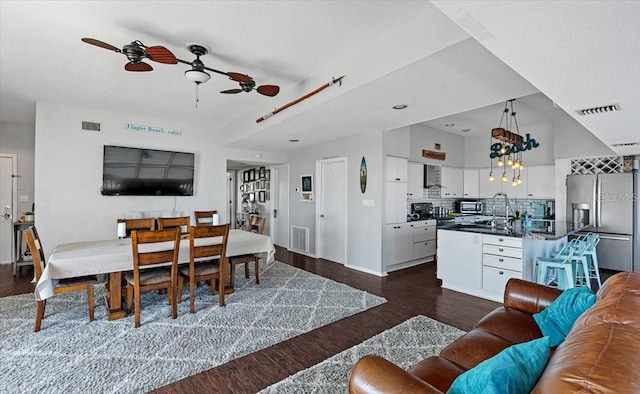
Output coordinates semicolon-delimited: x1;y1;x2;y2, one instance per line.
362;199;374;207
19;195;29;202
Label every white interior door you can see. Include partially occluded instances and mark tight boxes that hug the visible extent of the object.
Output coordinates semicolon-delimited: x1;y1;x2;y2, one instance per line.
317;158;347;264
272;165;289;248
1;154;18;264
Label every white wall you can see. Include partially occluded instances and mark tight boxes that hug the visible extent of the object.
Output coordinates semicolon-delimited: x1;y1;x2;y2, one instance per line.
408;124;465;167
0;121;35;214
553;116;615;159
286;130;384;274
34;101;285;252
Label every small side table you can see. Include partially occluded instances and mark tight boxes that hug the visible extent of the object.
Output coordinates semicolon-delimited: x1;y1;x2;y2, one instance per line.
13;221;33;276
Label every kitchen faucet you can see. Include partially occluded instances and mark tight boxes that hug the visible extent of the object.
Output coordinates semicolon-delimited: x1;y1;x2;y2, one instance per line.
492;192;513;228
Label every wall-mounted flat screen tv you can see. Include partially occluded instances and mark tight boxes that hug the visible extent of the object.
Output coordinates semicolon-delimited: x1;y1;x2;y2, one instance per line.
102;145;194;196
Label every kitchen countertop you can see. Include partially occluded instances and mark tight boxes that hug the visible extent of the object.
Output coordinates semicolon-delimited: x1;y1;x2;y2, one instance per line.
437;221;590;240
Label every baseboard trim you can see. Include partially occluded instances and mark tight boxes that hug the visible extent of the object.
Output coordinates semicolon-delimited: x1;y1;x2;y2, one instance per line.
345;264;387;277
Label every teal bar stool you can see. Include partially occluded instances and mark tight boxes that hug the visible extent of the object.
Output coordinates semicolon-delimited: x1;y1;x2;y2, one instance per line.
583;233;602;288
550;238;592;289
536;247;576;290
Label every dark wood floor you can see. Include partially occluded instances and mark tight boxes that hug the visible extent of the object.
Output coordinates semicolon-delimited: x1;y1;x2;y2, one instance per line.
1;250;616;394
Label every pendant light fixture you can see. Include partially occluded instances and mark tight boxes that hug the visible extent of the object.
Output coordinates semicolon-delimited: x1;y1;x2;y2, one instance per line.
488;99;530;187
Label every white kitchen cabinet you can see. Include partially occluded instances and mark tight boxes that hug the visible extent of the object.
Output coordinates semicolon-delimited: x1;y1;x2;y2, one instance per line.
440;166;463;198
386;156;408;182
385;181;408;224
412;220;437;259
384;222;414;266
503;167;528;199
437;229;483;288
482;235;523;296
463;168;479;198
408;162;424;198
526;165;555;199
479;167;504;198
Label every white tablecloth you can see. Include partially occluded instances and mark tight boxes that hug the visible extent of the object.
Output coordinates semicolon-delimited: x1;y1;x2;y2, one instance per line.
35;230;275;300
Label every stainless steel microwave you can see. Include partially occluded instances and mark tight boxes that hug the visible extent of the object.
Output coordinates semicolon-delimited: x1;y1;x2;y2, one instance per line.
455;200;483;214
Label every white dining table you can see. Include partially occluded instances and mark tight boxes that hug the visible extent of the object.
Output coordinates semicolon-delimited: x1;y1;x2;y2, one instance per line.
35;229;275;320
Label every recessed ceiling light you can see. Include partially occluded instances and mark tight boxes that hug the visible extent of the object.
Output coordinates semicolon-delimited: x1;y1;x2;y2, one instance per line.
461;129;471;133
392;104;408;110
444;123;455;127
289;139;299;142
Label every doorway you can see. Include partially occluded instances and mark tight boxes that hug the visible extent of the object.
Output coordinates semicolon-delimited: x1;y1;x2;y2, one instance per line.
271;165;289;248
1;153;18;264
316;157;347;264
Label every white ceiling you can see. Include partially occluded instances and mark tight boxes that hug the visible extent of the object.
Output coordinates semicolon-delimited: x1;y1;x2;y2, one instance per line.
1;1;638;156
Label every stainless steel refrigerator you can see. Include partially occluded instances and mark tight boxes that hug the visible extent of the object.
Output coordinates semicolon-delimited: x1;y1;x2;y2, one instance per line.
566;173;636;271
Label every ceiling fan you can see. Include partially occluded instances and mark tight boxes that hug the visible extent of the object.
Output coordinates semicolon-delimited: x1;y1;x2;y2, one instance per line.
177;44;280;97
81;38;279;97
80;38;177;71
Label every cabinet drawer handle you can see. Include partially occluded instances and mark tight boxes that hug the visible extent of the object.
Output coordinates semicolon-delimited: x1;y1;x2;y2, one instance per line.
499;258;504;262
498;238;504;242
499;248;504;252
498;271;504;275
395;178;400;181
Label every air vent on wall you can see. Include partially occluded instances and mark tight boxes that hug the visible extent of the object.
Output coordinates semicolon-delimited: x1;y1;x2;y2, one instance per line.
611;142;640;147
81;121;101;132
576;103;620;116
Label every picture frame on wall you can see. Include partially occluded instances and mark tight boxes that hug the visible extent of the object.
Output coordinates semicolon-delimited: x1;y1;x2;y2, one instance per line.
259;166;266;179
300;174;313;202
243;170;250;183
255;181;260;190
265;181;270;190
301;174;313;192
258;190;265;203
266;191;270;201
249;192;255;202
249;168;256;181
265;169;270;181
259;179;265;190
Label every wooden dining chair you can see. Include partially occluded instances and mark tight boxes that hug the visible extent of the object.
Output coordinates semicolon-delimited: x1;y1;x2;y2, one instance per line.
194;210;218;226
247;215;266;234
177;224;229;313
229;216;266;288
118;217;156;237
125;227;181;328
25;226;96;332
157;216;190;234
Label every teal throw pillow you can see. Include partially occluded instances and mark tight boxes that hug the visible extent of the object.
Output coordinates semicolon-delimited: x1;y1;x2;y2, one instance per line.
447;336;550;394
533;286;596;347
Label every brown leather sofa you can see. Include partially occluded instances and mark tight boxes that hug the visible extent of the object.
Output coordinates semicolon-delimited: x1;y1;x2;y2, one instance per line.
349;271;640;393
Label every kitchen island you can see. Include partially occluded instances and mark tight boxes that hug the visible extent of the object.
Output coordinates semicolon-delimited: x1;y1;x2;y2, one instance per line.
436;222;588;302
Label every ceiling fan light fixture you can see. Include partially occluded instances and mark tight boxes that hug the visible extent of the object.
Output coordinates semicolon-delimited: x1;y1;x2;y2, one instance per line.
185;69;210;84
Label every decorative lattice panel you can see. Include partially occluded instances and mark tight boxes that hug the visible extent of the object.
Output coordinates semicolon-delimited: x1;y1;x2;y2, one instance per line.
570;156;623;175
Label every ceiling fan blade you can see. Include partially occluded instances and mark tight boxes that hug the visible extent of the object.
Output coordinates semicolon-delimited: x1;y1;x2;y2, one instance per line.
220;89;244;94
257;85;280;97
144;46;178;64
227;72;253;84
125;62;153;72
81;37;120;52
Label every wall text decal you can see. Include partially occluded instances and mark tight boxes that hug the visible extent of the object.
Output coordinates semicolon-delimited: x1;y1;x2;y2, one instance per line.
126;123;182;136
490;133;539;158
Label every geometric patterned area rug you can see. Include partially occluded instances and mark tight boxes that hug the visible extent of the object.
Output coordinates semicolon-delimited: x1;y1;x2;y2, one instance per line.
0;261;385;394
259;315;466;393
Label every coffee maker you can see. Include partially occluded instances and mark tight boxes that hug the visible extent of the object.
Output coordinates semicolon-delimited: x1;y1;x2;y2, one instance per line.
410;202;434;220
